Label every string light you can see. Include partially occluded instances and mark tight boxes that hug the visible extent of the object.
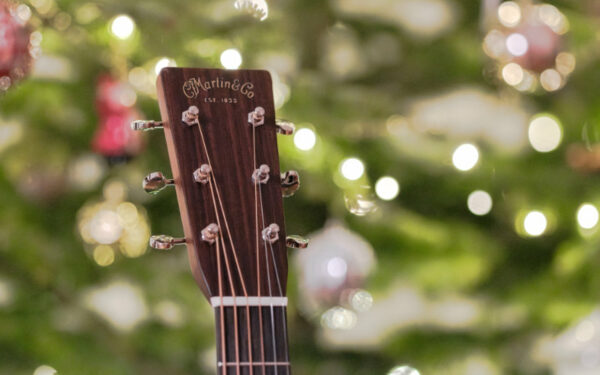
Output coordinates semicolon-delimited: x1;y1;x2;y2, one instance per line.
375;176;400;201
33;366;57;375
502;63;524;86
577;203;599;230
110;15;135;40
326;256;348;278
467;190;493;216
340;158;365;180
388;365;421;375
220;48;242;70
452;143;479;171
506;33;528;56
497;1;521;27
540;69;562;92
154;57;176;76
528;114;562;153
293;128;316;150
523;211;547;236
350;289;373;312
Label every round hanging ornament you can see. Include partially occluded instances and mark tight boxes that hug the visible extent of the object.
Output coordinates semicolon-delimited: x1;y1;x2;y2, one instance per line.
0;0;36;92
482;0;573;93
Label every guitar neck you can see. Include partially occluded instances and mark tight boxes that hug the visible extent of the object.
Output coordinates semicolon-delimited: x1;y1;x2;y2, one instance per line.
214;300;291;374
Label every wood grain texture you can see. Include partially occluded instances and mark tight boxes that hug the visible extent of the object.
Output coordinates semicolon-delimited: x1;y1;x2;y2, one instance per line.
156;68;288;300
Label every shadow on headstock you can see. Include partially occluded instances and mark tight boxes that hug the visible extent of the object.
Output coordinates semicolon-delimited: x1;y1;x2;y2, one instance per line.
132;68;308;302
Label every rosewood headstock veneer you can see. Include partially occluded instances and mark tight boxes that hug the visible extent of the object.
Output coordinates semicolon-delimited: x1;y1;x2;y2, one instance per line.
132;68;308;375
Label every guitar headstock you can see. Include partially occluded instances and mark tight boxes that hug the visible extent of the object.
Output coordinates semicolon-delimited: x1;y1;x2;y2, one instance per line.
133;68;307;302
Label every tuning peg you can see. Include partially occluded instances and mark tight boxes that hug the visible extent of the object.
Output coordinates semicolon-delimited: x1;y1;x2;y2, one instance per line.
143;171;174;194
131;120;164;131
201;223;220;244
281;170;299;197
275;119;295;135
150;235;186;250
182;106;200;126
286;235;309;249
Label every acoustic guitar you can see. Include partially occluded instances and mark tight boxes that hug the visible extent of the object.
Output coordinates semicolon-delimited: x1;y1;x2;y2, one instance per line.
132;68;308;375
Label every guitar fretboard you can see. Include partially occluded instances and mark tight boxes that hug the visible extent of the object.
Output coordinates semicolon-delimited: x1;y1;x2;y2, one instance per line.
214;304;290;375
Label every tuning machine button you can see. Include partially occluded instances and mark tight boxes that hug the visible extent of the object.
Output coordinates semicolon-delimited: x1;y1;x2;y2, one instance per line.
143;171;174;194
286;235;309;249
275;119;295;135
150;235;186;250
281;170;299;197
131;120;164;131
248;107;265;127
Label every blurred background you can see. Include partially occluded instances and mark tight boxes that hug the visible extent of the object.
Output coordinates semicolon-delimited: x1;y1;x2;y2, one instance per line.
1;0;600;374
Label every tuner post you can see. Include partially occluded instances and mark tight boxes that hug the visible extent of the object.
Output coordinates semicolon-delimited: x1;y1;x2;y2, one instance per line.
201;223;219;244
131;120;164;131
262;223;280;244
248;107;265;127
150;235;186;250
252;164;270;185
193;164;212;184
143;171;174;195
182;106;200;126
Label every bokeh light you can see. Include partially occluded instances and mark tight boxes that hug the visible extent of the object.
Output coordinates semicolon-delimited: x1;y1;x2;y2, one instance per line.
293;128;316;151
88;210;123;245
33;365;57;375
506;33;528;56
467;190;493;216
154;57;176;76
528;114;562;153
540;69;562;92
340;158;365;180
110;15;135;39
350;289;373;312
220;48;242;70
497;1;521;27
321;306;357;330
523;211;547;236
502;63;524;86
577;203;599;230
375;176;400;201
388;365;421;375
452;143;479;171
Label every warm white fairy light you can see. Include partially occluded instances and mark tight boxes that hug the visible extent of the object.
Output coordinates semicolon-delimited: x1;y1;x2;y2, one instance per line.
506;33;528;57
452;143;479;171
388;365;421;375
340;158;365;180
497;1;521;27
88;210;123;245
327;257;348;278
467;190;493;216
540;69;562;92
524;211;547;236
110;15;135;40
293;128;316;151
528;115;562;153
33;365;57;375
220;48;243;70
375;176;400;201
154;57;176;75
502;63;524;86
577;203;599;230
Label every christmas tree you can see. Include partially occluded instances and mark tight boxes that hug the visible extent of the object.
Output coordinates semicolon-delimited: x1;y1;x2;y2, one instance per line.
1;0;599;374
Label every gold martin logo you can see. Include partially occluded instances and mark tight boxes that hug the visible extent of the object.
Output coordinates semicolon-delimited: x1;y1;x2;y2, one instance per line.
182;77;255;99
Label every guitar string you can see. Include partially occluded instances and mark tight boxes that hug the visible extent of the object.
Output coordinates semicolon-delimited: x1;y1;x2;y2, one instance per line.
196;119;253;375
253;125;267;375
252;118;283;374
258;184;289;375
